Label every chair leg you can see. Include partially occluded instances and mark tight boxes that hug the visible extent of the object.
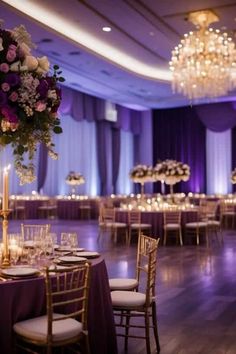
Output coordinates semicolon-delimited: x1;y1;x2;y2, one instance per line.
152;302;160;354
179;229;183;246
163;229;167;246
196;229;200;245
124;311;130;353
145;311;151;354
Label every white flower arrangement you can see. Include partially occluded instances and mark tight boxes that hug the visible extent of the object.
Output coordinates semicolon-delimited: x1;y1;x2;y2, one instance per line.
231;168;236;184
129;164;155;183
154;159;190;185
66;171;85;186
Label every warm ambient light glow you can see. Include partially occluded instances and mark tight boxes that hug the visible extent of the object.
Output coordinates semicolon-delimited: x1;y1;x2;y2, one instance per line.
169;10;236;100
102;26;111;32
3;0;171;82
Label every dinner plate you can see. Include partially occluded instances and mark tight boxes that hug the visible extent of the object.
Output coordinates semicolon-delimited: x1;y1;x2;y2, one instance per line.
1;267;39;277
55;246;85;252
75;251;100;258
57;256;87;263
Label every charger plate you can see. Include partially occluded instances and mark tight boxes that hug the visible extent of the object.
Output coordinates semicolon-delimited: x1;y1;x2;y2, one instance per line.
1;267;39;278
57;256;87;263
75;251;100;258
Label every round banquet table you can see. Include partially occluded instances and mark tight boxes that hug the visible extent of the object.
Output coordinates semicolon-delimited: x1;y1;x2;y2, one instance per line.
115;208;198;240
0;257;117;354
57;199;99;219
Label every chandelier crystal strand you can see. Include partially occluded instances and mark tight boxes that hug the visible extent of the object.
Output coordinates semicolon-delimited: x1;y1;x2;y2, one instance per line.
169;11;236;100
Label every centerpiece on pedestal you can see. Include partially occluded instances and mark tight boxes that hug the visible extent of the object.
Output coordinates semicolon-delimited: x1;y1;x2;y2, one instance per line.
66;171;85;196
129;164;155;197
0;23;63;266
154;159;190;199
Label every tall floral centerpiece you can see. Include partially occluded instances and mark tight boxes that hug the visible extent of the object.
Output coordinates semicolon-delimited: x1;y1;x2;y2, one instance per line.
0;24;64;184
154;159;190;197
129;164;154;196
66;171;85;195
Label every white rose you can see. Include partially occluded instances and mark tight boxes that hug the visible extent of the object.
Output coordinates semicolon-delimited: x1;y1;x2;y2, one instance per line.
23;55;38;71
10;61;27;72
36;56;50;74
47;89;57;100
19;42;31;56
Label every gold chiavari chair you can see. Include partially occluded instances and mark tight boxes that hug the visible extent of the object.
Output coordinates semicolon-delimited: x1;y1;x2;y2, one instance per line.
109;233;159;291
128;210;152;246
97;207;128;244
111;234;160;354
163;211;183;246
13;263;91;354
220;201;236;229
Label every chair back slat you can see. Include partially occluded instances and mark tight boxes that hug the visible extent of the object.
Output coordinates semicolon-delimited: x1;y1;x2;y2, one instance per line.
128;210;141;224
45;263;91;339
136;234;159;303
164;211;181;224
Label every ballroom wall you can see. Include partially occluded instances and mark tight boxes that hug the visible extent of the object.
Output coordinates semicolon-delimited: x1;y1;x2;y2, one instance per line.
1;85;236;196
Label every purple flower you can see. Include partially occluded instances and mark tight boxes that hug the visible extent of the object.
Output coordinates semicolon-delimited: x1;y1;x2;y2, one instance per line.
1;106;18;123
1;83;10;92
8;91;18;102
0;91;7;106
0;63;9;73
37;79;49;98
6;49;16;62
5;73;20;87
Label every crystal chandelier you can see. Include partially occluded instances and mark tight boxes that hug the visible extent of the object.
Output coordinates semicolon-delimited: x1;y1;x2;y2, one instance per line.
169;10;236;100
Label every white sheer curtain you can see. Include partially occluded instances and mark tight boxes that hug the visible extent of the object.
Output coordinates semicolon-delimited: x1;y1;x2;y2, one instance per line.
43;115;98;196
116;131;134;194
206;129;232;194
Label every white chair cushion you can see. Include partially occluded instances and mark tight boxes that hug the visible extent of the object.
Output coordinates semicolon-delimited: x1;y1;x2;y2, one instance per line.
13;313;83;343
130;223;151;229
185;222;207;228
113;222;127;228
164;223;180;230
207;220;220;226
109;278;138;290
111;290;146;307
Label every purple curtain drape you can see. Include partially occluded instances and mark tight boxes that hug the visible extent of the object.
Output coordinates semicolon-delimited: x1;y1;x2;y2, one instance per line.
37;143;48;193
231;127;236;193
153;106;206;194
96;121;109;196
112;128;120;194
195;102;236;132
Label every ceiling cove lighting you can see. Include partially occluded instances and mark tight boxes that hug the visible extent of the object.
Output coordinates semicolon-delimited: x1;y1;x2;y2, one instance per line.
169;10;236;100
3;0;171;82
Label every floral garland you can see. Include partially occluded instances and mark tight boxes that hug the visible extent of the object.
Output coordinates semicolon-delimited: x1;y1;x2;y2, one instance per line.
154;159;190;185
129;164;155;183
66;171;85;186
0;24;64;184
231;168;236;184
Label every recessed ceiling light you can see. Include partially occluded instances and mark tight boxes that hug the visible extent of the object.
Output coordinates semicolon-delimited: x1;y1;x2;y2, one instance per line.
102;26;111;32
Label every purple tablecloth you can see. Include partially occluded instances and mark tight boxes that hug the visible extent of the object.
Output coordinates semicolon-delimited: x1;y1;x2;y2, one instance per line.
0;257;117;354
57;199;99;219
115;209;198;239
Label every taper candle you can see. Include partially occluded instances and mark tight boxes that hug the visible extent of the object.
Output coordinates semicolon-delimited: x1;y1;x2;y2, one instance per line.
2;165;10;211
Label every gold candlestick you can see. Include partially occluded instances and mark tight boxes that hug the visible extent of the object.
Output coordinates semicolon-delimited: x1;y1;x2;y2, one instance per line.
1;209;11;267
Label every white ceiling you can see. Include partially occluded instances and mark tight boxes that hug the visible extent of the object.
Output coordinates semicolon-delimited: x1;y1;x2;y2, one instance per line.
1;0;236;109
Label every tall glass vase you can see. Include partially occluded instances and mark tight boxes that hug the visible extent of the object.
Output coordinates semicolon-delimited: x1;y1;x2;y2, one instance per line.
169;183;175;203
140;182;144;198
